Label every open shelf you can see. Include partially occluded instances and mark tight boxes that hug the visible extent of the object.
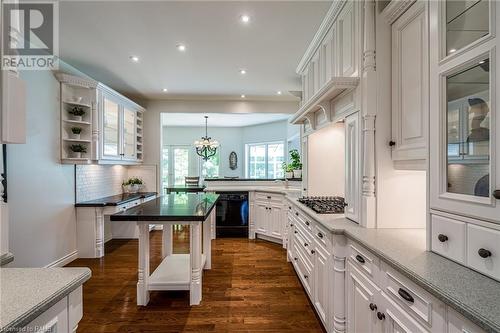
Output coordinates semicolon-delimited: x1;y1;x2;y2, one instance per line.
63;119;91;126
63;138;91;143
148;254;207;291
63;100;92;108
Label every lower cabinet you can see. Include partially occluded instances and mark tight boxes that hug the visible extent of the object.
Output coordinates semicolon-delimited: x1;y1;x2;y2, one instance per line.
24;286;83;333
313;243;330;325
252;192;286;243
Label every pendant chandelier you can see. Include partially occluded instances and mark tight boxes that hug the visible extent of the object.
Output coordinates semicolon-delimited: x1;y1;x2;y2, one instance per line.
194;116;219;161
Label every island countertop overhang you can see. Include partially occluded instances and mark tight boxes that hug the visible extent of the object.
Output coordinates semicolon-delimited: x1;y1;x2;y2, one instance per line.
109;193;219;222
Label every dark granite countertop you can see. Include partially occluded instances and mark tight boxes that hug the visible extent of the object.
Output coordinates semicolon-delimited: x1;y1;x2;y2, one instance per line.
204;178;302;181
110;193;219;222
75;192;157;207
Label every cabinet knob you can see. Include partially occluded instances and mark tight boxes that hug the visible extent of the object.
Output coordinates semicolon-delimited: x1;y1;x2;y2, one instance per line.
369;303;377;311
294;231;298;234
294;257;298;261
304;274;308;279
377;312;385;321
437;234;448;242
317;232;323;239
289;206;292;209
389;140;396;147
494;190;500;199
295;212;299;216
290;224;294;227
304;243;308;247
355;255;365;264
305;221;310;226
267;196;271;199
311;249;315;255
478;248;492;258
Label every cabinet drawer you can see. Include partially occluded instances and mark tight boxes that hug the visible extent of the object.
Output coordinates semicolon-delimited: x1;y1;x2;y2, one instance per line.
348;241;380;282
24;297;68;332
255;192;282;203
431;215;466;264
295;221;313;243
293;243;313;295
447;307;485;333
467;224;500;280
294;210;313;232
381;263;445;330
293;232;313;268
314;223;332;252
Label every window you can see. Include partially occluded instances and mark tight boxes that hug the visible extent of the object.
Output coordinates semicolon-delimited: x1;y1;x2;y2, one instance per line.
246;142;285;179
201;151;220;179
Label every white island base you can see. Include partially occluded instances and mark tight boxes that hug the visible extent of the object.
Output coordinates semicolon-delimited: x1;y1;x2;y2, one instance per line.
136;210;215;306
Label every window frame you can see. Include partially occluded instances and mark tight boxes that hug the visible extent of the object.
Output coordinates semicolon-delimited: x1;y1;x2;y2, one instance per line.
245;141;285;179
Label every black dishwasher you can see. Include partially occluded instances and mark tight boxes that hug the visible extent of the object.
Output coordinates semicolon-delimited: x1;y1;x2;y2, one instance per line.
215;192;249;237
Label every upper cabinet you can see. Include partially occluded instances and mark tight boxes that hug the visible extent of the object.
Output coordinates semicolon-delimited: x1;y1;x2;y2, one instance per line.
291;1;361;129
56;73;145;165
429;0;500;223
389;0;429;169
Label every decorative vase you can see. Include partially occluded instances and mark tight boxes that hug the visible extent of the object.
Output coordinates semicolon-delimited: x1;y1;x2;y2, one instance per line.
126;184;140;193
71;152;82;159
71;133;81;140
285;171;294;179
293;170;302;179
72;115;82;121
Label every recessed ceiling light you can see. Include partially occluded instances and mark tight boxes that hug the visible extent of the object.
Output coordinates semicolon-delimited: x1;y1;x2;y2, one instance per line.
277;91;282;95
241;94;246;98
162;88;168;92
129;55;139;62
240;14;250;23
239;69;247;75
177;44;186;52
449;48;457;53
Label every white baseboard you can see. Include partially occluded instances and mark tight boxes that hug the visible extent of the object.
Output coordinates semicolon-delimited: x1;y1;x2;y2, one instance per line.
45;250;78;268
255;233;283;245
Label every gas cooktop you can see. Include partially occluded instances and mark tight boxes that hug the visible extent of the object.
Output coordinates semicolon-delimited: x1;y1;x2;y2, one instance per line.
297;196;346;214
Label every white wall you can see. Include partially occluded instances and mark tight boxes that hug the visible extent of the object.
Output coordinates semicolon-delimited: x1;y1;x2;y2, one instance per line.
7;64;79;267
242;120;289;144
307;122;345;196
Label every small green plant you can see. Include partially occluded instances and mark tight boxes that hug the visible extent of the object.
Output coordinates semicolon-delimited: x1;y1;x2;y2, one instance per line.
71;127;82;134
123;177;143;186
289;149;302;170
70;144;87;153
68;106;86;117
281;162;294;172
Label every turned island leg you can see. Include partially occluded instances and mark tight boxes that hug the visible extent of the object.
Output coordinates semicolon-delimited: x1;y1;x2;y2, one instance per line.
137;223;150;306
203;213;212;269
162;224;173;259
189;222;202;305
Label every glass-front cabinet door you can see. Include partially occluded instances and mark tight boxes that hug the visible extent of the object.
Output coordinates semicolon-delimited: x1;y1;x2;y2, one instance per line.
102;95;121;160
430;0;499;223
122;107;137;160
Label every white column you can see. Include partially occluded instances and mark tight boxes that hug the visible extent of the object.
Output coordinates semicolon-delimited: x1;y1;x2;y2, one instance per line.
189;222;202;305
361;0;377;228
203;212;212;269
137;223;150;306
248;192;255;239
162;224;173;259
95;208;105;258
210;208;216;240
332;234;347;333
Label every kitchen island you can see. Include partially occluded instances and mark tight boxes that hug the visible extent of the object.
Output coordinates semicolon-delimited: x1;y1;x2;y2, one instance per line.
110;193;219;306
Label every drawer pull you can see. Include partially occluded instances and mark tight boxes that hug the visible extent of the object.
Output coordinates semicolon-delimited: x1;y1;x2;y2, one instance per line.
304;274;308;279
294;231;298;234
389;140;396;147
267;196;271;199
290;224;294;227
478;248;492;258
377;312;385;321
369;303;377;311
289;206;292;209
305;221;310;226
493;190;500;199
310;249;315;255
398;288;414;303
437;234;448;242
304;243;308;247
317;232;323;239
294;257;298;261
355;255;365;264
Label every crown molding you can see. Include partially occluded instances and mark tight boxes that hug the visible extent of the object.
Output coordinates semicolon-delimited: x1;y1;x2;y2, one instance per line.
381;0;416;24
295;0;347;75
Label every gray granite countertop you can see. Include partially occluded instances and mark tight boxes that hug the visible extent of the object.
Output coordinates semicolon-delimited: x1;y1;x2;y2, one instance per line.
0;267;91;332
286;196;500;333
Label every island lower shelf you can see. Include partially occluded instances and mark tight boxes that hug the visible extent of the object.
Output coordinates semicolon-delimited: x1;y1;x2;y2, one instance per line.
148;254;207;291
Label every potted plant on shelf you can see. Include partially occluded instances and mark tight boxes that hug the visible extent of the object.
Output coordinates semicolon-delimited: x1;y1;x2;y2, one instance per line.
69;144;87;158
68;106;86;121
282;162;294;179
122;177;144;193
289;149;302;179
70;127;82;139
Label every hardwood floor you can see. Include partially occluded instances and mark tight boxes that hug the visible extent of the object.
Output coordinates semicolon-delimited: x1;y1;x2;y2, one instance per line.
67;229;325;332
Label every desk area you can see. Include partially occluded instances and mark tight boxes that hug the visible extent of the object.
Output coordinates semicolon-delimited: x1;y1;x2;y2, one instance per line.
110;193;219;306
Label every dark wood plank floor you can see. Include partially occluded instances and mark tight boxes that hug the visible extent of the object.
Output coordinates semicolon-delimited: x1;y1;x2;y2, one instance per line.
67;229;325;332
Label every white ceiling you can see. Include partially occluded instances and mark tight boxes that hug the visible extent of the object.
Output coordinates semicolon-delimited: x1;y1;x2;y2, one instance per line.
59;1;331;101
162;112;290;127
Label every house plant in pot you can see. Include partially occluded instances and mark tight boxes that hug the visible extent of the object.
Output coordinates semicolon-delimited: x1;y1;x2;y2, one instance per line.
70;127;82;139
69;144;87;158
282;162;294;179
68;106;85;121
123;177;144;193
289;149;302;179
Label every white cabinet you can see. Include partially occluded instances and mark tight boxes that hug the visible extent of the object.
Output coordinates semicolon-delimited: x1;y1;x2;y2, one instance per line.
390;0;428;167
252;192;285;242
380;293;429;333
99;87;143;163
345;112;360;222
313;244;330;326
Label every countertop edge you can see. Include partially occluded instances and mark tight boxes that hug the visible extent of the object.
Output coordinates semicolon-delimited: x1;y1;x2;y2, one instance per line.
75;192;157;207
0;253;14;266
0;268;92;332
285;196;500;333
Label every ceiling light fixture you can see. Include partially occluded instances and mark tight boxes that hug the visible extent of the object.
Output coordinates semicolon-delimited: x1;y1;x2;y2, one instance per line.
162;88;168;92
449;48;457;53
194;116;219;161
240;14;250;23
241;94;246;98
277;91;282;95
239;69;247;75
129;55;139;62
177;44;186;52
